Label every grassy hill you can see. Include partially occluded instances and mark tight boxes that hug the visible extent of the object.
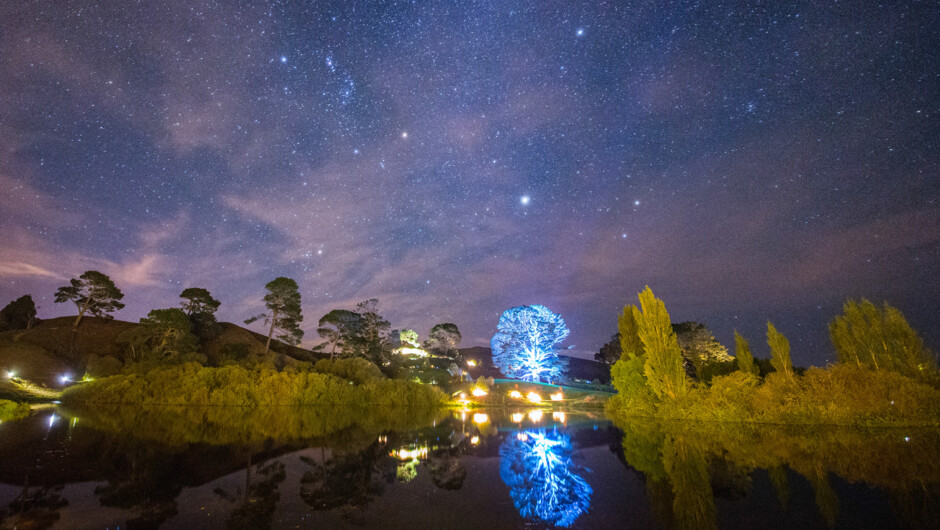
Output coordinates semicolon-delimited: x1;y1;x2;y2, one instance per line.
0;316;321;394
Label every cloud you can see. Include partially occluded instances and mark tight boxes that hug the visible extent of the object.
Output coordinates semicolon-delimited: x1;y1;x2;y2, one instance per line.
0;261;62;279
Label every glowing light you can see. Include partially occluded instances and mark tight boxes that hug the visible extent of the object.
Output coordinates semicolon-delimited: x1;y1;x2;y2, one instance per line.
509;390;523;399
6;371;14;379
527;392;542;403
553;411;567;423
471;387;488;397
48;414;57;428
396;346;429;357
491;305;570;382
393;446;429;461
473;413;489;424
59;374;71;384
520;195;530;205
511;412;525;423
471;435;480;445
467;359;477;367
280;55;287;63
499;429;593;527
551;391;564;401
528;410;544;423
401;131;408;139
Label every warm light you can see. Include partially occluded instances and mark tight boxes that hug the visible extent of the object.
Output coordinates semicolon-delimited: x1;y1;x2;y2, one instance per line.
460;411;467;422
467;359;477;367
527;392;542;403
397;346;429;357
473;413;489;424
550;392;564;401
553;411;566;423
528;409;544;423
509;390;523;399
511;412;525;423
6;371;14;379
470;435;480;445
393;446;429;460
517;433;529;441
471;387;488;397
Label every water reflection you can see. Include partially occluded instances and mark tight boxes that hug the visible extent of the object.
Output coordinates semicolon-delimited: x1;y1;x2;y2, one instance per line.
499;429;593;527
609;412;940;529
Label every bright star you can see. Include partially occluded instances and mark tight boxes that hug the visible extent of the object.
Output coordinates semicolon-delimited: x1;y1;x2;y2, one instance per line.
634;200;640;206
280;56;287;63
521;195;531;205
576;28;584;37
401;131;408;139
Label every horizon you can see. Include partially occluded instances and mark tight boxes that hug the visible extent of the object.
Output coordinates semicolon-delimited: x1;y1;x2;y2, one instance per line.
1;1;937;367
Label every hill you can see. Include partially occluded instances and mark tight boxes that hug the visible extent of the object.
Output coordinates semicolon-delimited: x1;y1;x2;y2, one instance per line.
459;346;611;384
0;316;321;390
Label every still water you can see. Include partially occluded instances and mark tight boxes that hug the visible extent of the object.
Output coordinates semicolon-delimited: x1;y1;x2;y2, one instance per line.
0;405;937;529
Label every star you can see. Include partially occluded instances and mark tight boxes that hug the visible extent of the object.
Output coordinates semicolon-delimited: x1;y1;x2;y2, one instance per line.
634;200;640;206
576;28;585;37
280;56;287;63
401;131;408;139
520;195;531;205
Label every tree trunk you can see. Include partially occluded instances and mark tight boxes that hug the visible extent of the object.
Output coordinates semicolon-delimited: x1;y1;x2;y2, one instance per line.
264;310;278;355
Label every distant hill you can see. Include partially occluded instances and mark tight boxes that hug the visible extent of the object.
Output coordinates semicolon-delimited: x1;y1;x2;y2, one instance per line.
459;346;611;384
0;316;321;387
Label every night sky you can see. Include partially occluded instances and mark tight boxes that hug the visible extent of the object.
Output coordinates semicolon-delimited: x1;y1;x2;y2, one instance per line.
1;1;938;366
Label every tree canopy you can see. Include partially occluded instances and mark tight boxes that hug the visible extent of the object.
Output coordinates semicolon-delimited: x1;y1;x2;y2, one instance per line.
491;305;569;383
0;294;38;331
179;287;221;316
245;277;303;354
54;270;125;331
317;309;362;359
424;323;461;359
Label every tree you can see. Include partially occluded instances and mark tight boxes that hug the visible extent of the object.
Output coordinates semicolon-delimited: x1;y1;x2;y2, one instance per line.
767;322;793;380
352;299;391;365
491;304;569;383
829;299;936;378
618;307;644;361
0;294;38;331
317;309;362;359
733;331;759;376
594;334;621;365
244;277;303;355
673;322;732;364
138;308;199;360
424;323;461;359
54;270;125;331
179;287;221;339
632;287;687;400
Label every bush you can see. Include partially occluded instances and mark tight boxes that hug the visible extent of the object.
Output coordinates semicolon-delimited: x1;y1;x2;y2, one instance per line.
85;355;124;377
0;399;30;422
314;357;384;385
61;363;445;407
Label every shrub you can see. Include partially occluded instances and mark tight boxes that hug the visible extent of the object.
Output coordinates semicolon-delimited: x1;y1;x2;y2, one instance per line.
314;357;384;384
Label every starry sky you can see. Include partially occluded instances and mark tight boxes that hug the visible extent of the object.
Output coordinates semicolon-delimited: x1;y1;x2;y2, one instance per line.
1;1;938;366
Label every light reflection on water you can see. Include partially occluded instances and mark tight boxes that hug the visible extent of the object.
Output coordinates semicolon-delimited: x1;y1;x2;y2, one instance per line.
0;407;937;529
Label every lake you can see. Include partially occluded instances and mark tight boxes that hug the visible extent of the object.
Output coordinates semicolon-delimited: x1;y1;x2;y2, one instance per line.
0;405;937;529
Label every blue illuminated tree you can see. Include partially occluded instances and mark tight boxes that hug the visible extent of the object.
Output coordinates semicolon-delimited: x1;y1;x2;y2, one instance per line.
499;429;592;527
491;305;570;382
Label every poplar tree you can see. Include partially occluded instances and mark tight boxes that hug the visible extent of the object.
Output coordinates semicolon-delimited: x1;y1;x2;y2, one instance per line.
618;305;644;361
245;277;303;354
734;331;759;376
767;322;794;380
633;286;687;400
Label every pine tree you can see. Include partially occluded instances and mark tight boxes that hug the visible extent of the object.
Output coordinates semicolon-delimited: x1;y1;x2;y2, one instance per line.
733;331;759;376
767;322;793;380
245;277;303;354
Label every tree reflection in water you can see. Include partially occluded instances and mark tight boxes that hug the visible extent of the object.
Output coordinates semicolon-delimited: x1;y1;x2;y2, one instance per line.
499;429;592;527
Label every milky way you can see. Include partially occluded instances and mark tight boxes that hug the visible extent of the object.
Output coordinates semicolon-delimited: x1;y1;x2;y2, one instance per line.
1;1;937;365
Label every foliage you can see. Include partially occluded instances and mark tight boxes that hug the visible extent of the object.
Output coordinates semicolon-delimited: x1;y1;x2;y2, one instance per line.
84;354;124;377
617;306;644;360
391;328;420;349
733;331;759;376
0;399;31;422
245;277;303;353
491;304;570;383
313;357;384;385
54;270;125;330
0;294;38;331
767;322;794;381
673;321;732;378
424;323;462;359
61;363;445;408
499;429;592;527
180;287;221;340
830;299;937;380
351;299;392;365
594;333;621;365
317;309;362;359
138;308;200;360
634;287;688;400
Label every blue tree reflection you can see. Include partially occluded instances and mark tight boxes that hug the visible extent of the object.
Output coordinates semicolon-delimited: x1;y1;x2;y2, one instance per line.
499;429;592;527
